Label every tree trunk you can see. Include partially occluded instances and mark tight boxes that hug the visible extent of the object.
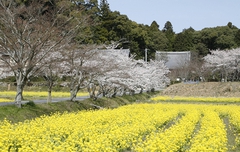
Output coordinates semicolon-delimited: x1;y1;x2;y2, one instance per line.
47;80;53;103
47;89;52;103
111;87;117;98
15;84;24;108
87;83;95;98
225;71;228;82
69;76;83;101
70;86;79;101
88;83;98;100
139;87;143;94
99;84;106;97
15;72;27;108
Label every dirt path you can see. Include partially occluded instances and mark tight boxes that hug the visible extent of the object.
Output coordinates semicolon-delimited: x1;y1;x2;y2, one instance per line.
161;82;240;97
223;117;237;151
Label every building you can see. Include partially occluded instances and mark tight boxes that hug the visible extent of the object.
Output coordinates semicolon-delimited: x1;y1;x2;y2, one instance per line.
156;51;192;82
155;51;191;69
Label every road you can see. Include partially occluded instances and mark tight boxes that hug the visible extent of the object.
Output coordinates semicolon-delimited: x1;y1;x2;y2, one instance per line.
0;96;90;106
0;88;164;106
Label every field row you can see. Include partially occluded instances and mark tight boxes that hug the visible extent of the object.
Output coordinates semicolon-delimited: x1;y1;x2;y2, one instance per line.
0;103;240;151
151;95;240;103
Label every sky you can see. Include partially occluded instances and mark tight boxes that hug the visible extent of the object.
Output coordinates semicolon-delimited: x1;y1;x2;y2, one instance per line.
106;0;240;33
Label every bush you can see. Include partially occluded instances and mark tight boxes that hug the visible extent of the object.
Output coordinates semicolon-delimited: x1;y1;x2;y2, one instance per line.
0;76;16;82
25;101;36;107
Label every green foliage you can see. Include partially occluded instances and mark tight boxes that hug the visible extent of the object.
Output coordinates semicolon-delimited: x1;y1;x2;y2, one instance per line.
146;21;168;59
194;43;209;57
173;27;195;51
128;24;148;59
171;25;239;57
162;21;175;51
25;101;36;107
99;0;111;19
234;29;240;47
6;0;240;60
62;1;240;59
29;76;45;82
0;76;16;82
199;26;238;50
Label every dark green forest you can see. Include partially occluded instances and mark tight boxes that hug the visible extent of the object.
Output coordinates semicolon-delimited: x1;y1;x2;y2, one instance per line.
13;0;240;60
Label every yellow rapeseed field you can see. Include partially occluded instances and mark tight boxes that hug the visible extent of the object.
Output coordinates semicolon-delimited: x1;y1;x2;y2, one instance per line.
151;95;240;103
0;91;89;102
0;103;240;151
0;98;13;102
0;91;89;97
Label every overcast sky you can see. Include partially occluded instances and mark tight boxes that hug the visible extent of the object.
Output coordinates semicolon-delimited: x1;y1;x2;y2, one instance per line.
106;0;240;33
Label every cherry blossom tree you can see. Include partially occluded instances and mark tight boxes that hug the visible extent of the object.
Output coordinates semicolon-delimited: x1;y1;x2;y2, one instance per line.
39;51;64;103
84;49;131;98
36;47;170;101
203;48;240;82
0;0;86;107
125;59;170;93
58;44;99;101
86;49;170;99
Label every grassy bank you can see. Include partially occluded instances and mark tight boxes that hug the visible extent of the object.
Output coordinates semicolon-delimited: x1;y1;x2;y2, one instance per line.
0;92;156;123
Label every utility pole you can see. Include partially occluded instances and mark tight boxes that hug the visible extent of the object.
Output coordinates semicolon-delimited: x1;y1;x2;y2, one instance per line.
145;48;147;62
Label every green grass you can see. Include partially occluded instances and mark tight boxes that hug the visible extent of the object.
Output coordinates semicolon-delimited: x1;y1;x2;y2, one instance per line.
0;92;157;123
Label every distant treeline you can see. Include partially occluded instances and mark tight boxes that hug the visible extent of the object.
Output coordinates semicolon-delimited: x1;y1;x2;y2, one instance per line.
7;0;240;60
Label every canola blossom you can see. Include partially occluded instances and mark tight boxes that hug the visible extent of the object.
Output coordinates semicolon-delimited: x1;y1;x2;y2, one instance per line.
0;91;89;102
134;109;201;151
227;106;240;149
151;95;240;103
0;91;89;97
187;109;227;151
0;103;240;151
0;98;13;102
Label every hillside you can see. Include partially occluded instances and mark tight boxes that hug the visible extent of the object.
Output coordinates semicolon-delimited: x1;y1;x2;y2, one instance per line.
161;82;240;97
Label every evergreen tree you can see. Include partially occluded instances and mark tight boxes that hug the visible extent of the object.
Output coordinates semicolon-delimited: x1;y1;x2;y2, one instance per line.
162;21;174;33
208;26;237;50
147;21;168;58
150;21;160;31
128;23;147;59
99;0;111;20
234;29;240;47
173;27;195;51
162;21;175;51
